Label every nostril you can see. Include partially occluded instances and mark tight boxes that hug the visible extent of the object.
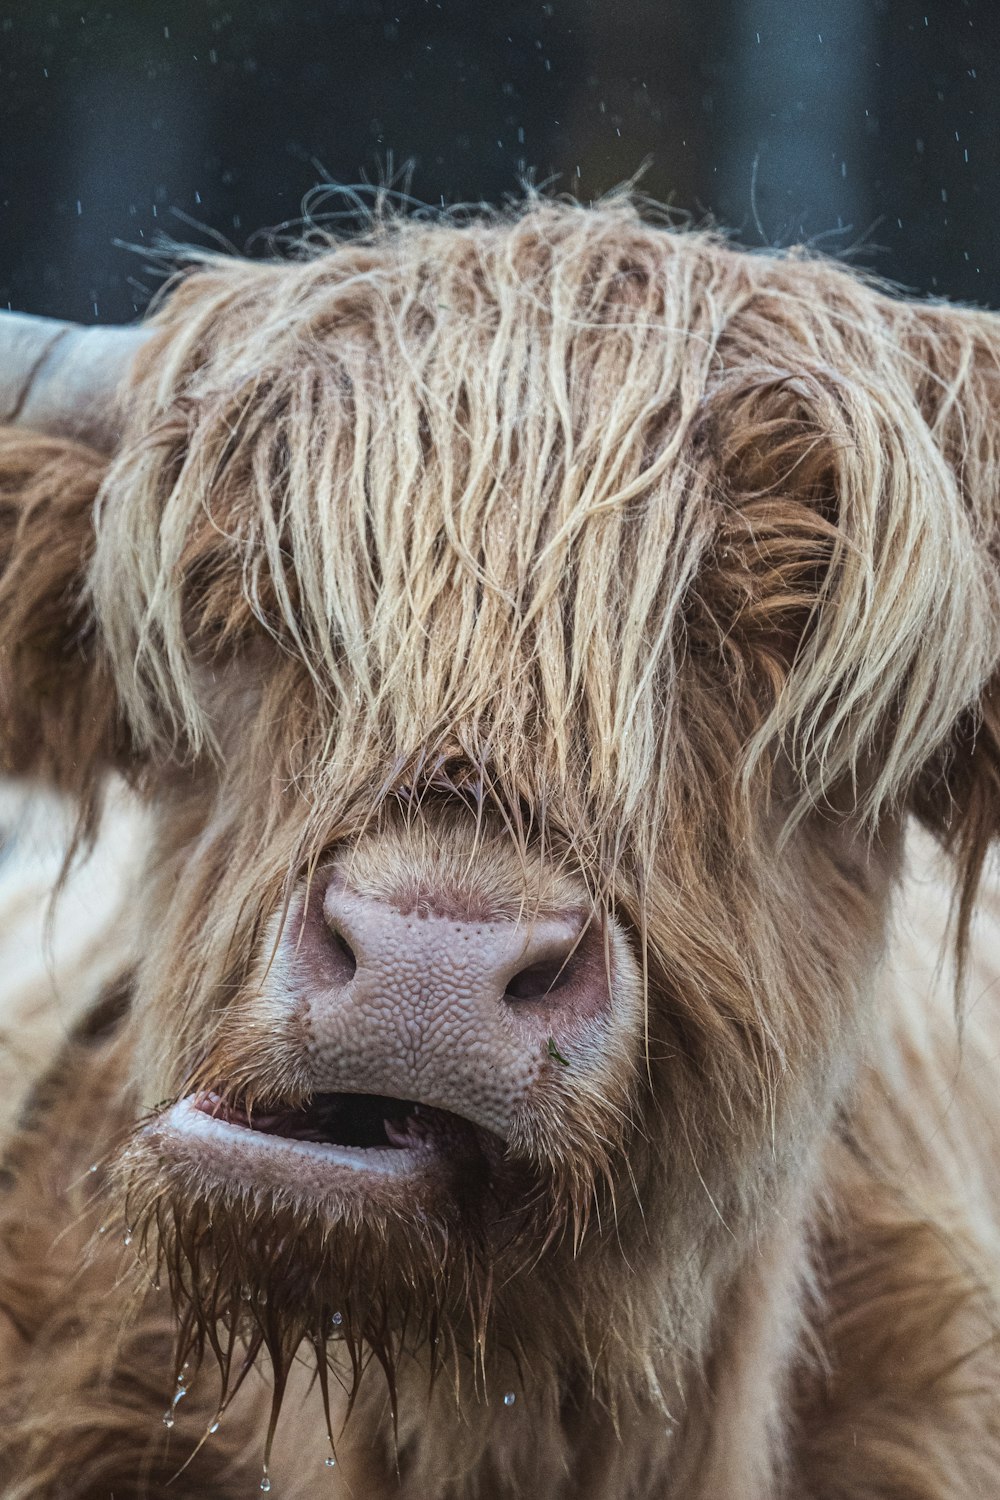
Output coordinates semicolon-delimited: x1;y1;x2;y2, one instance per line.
325;924;358;981
504;957;571;1003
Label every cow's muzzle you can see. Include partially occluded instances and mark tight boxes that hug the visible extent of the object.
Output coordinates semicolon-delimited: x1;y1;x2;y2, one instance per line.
155;860;628;1203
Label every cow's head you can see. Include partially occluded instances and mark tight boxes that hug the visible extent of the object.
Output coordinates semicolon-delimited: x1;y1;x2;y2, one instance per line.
4;203;1000;1442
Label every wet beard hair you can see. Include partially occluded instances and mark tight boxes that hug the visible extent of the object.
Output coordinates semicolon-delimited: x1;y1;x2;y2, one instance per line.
115;1122;611;1473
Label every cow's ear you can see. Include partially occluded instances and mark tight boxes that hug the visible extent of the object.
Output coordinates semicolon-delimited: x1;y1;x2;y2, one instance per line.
889;299;1000;940
0;429;133;797
702;278;1000;935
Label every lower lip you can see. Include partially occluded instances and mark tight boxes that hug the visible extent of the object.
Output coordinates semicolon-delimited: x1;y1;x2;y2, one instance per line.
149;1095;445;1201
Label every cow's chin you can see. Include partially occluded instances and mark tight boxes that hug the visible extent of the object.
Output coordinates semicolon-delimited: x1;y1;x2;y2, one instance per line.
117;1094;581;1423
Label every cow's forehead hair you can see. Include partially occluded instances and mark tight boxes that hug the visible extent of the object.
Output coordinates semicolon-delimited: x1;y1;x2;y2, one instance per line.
90;198;998;876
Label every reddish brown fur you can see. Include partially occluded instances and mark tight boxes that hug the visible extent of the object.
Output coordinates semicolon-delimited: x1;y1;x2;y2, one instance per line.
3;200;1000;1497
0;433;130;798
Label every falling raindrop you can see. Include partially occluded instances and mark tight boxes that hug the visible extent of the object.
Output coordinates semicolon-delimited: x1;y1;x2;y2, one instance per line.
503;1391;516;1407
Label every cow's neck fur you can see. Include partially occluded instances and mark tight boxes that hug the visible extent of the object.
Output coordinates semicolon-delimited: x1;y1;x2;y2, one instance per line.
379;1201;814;1499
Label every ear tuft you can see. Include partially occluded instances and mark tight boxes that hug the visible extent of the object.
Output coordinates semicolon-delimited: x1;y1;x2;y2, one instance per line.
886;300;1000;967
0;429;132;797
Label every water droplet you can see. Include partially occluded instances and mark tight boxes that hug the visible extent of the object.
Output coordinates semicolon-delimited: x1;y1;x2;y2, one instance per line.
331;1311;343;1327
325;1456;336;1468
123;1228;133;1247
88;1163;98;1173
503;1391;516;1407
172;1389;186;1407
162;1412;175;1428
241;1285;252;1301
260;1477;271;1493
209;1420;221;1434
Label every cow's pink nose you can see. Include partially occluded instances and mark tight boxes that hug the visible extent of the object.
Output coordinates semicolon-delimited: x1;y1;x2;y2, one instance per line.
291;880;613;1137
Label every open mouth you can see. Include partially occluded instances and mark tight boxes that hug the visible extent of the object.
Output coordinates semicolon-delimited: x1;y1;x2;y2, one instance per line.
194;1089;474;1154
147;1086;494;1205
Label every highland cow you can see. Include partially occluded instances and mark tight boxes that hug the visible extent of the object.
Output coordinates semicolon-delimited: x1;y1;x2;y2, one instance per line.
2;200;1000;1499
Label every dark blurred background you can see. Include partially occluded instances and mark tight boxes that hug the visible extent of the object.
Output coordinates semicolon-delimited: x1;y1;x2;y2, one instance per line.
0;0;996;323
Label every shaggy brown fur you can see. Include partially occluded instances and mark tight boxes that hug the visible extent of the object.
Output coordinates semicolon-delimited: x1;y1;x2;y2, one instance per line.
3;198;1000;1497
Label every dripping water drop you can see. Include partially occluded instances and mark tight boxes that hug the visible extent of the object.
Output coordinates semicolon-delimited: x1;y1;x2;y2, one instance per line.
331;1310;343;1326
162;1411;175;1428
325;1456;336;1467
260;1476;271;1493
503;1391;516;1407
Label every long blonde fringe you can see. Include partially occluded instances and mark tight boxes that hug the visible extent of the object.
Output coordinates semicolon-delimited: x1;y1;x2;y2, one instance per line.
88;195;1000;916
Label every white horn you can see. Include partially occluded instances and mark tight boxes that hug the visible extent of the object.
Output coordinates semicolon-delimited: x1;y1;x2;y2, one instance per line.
0;311;152;453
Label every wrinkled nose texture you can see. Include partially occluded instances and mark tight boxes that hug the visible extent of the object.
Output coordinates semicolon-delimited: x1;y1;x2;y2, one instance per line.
292;880;612;1138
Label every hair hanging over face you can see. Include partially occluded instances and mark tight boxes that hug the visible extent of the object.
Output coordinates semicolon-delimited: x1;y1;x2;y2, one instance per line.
87;199;1000;909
